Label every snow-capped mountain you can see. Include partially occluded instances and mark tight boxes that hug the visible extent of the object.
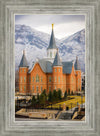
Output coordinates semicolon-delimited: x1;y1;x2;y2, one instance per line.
15;24;85;72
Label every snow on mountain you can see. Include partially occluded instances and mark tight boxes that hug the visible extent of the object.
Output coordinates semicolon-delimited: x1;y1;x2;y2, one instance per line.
15;24;85;72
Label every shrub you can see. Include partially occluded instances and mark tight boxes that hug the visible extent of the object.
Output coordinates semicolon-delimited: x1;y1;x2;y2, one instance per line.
68;89;70;95
58;89;62;100
64;90;67;99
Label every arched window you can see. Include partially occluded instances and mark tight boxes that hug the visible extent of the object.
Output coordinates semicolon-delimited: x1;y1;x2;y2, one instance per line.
24;77;26;82
49;86;51;92
41;76;43;82
58;77;60;82
41;86;43;92
36;74;39;82
33;86;34;92
49;76;51;82
50;52;52;58
55;68;57;72
24;86;26;91
20;77;22;82
24;69;26;73
33;77;34;82
59;69;60;72
55;76;57;82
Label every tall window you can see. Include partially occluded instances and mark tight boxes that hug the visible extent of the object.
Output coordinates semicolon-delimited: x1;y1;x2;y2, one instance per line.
24;77;26;82
50;52;52;58
33;77;34;82
33;86;34;92
24;86;26;91
55;86;56;90
49;86;51;92
36;86;38;93
55;76;57;82
59;69;60;72
36;74;39;82
20;86;22;91
20;77;22;82
41;86;43;92
49;76;51;82
24;69;26;73
58;77;60;82
20;68;22;73
41;76;43;82
55;68;57;72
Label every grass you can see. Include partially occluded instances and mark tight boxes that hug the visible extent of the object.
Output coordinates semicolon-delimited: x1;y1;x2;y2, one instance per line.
47;95;85;110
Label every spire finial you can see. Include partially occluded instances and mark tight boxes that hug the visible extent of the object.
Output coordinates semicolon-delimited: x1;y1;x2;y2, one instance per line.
52;24;54;29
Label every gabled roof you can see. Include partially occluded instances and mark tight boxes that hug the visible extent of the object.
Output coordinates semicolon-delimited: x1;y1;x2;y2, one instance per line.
52;50;62;66
19;50;28;67
62;61;73;74
47;24;57;50
28;58;73;74
74;56;81;70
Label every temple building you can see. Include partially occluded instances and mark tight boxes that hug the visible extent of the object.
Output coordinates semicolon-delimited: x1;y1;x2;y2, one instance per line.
18;24;81;96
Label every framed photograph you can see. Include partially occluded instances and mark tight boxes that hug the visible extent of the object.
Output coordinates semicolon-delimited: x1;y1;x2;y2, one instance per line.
0;0;100;136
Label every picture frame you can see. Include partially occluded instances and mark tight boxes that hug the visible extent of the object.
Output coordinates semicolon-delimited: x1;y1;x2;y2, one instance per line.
0;0;100;136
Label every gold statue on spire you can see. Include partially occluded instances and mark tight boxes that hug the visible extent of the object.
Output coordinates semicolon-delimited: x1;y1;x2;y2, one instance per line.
52;24;54;29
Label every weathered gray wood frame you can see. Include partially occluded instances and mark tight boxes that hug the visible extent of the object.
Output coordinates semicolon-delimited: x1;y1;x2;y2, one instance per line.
0;0;100;136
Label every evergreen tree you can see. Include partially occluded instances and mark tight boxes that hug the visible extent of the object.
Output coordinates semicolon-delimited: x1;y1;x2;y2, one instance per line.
58;89;62;100
71;91;74;95
31;95;36;106
52;90;58;101
68;89;70;95
64;90;67;99
39;93;46;105
48;91;53;102
36;93;40;104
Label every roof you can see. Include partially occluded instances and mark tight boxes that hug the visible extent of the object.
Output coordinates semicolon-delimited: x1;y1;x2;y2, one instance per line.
28;58;73;74
74;56;81;70
19;51;28;67
47;27;57;50
62;61;73;74
52;51;62;66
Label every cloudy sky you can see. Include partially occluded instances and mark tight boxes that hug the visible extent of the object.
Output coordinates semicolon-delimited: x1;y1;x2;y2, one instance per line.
15;15;85;39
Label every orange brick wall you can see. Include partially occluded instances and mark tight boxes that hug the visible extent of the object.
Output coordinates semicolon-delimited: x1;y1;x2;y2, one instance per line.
19;62;81;95
28;63;47;95
76;70;81;92
19;67;28;95
52;67;63;92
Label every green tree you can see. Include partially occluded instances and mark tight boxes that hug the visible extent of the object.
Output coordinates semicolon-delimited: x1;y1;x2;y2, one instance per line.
36;93;40;104
48;91;53;102
52;90;58;101
39;93;46;105
58;89;62;100
71;91;74;95
64;90;67;99
31;95;36;106
68;89;70;95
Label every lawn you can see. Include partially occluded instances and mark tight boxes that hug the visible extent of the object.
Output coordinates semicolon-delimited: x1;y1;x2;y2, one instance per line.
47;95;85;110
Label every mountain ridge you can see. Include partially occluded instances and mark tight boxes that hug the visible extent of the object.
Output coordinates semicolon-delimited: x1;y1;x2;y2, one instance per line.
15;24;85;72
